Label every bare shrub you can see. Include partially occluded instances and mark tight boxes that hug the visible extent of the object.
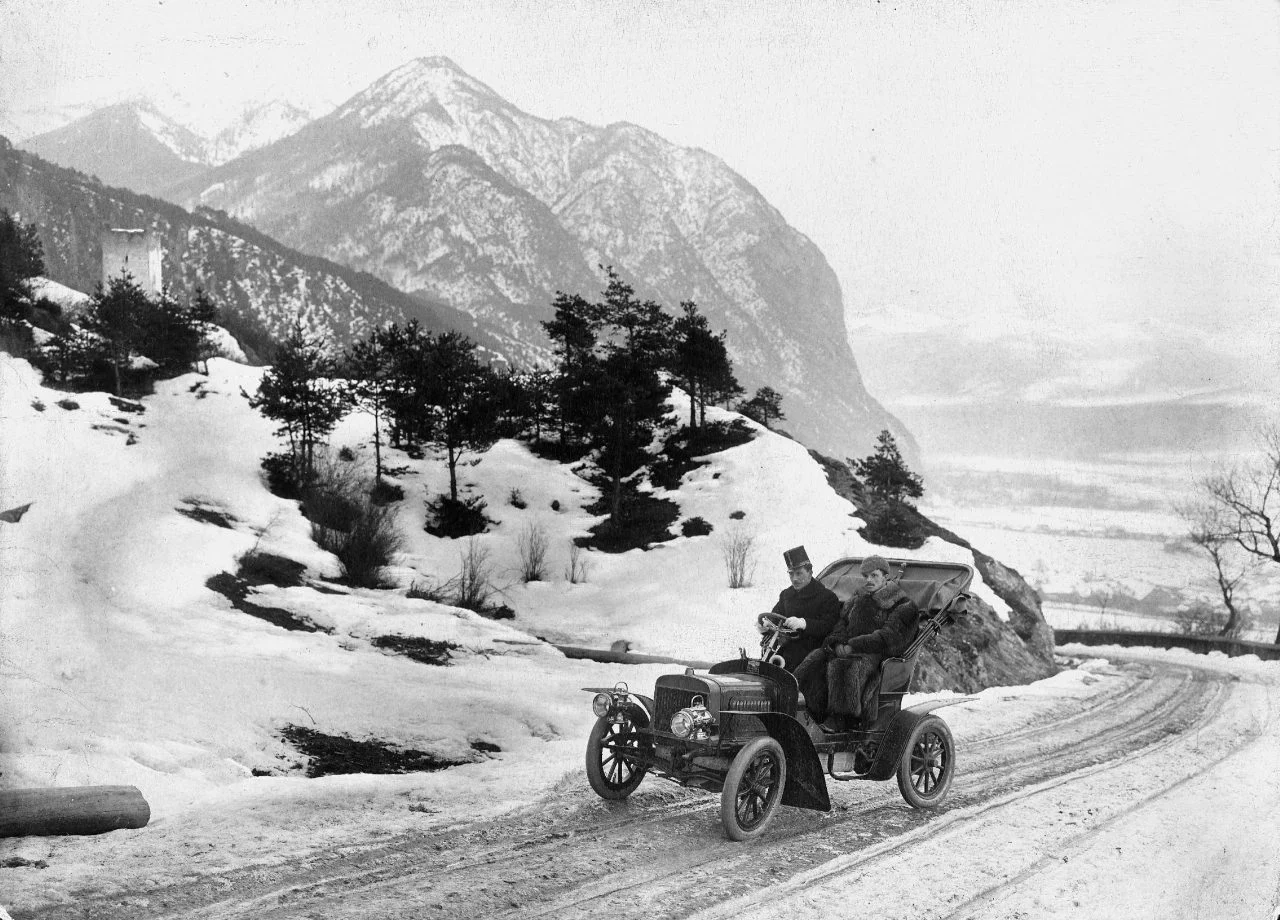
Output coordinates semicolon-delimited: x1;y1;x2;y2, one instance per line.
306;451;404;588
1172;602;1229;637
455;537;494;611
719;526;757;589
314;502;404;588
565;540;592;584
302;450;365;530
516;521;550;582
407;578;448;603
405;545;500;616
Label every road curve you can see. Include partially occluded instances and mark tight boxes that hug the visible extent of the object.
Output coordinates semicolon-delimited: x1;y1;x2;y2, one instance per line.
25;659;1263;920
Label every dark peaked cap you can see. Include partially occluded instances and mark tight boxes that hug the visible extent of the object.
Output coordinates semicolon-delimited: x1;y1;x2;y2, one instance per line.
783;546;811;570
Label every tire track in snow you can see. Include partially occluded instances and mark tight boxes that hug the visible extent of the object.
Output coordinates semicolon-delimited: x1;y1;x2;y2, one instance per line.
25;661;1225;919
689;669;1250;920
504;665;1219;920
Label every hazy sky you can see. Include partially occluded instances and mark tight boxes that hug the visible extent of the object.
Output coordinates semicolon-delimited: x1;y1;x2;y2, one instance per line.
3;0;1278;365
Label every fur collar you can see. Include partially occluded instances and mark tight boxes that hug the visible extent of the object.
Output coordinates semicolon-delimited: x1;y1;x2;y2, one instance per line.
870;581;908;610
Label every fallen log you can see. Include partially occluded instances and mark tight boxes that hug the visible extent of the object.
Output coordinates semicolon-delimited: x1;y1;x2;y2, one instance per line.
0;785;150;837
554;644;714;668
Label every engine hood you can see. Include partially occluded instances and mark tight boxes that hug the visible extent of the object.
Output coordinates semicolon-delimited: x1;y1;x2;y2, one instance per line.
655;670;775;716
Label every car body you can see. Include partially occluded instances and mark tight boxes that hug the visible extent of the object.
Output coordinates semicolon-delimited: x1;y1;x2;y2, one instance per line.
583;556;974;839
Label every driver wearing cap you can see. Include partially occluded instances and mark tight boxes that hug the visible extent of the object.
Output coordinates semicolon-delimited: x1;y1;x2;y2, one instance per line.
757;545;841;671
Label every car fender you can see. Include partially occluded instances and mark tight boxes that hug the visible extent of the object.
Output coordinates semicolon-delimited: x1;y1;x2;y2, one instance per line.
581;688;654;724
866;697;975;781
633;693;655;721
756;713;830;812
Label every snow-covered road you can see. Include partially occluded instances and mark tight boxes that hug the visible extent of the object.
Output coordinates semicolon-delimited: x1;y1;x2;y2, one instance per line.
12;651;1276;920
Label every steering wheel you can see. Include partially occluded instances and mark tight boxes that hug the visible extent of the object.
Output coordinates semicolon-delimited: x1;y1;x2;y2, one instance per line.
756;611;798;636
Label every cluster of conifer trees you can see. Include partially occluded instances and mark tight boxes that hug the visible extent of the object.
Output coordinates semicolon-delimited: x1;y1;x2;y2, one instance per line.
3;211;219;396
38;275;219;396
251;269;764;531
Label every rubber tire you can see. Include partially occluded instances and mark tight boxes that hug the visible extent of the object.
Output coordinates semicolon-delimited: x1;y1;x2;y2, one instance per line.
896;714;955;808
720;736;787;841
585;710;649;800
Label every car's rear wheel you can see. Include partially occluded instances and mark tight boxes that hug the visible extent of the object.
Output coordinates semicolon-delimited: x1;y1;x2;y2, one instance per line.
896;715;954;808
720;736;787;841
585;708;649;800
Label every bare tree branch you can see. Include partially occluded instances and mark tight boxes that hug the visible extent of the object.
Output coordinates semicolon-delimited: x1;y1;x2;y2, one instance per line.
1195;423;1280;643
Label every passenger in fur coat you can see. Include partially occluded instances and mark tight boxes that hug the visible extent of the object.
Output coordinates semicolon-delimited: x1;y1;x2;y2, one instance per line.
794;555;920;731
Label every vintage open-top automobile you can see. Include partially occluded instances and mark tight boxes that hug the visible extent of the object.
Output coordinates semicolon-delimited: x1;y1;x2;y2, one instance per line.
583;556;974;839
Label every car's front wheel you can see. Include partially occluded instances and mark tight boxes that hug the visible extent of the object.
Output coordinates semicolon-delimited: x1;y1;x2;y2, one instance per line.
585;708;649;800
720;736;787;841
896;714;954;808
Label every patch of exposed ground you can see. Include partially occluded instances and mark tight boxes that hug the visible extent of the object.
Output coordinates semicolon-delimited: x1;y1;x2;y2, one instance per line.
275;725;482;778
177;499;238;528
204;573;328;633
371;635;460;665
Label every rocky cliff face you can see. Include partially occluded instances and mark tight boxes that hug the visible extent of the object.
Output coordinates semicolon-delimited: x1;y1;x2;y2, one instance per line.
168;56;911;461
809;449;1057;691
0;138;505;361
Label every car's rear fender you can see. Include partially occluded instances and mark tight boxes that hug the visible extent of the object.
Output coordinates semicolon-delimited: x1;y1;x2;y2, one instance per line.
756;713;830;812
866;697;975;781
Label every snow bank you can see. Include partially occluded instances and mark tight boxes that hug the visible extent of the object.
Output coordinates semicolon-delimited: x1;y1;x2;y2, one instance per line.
0;354;1013;819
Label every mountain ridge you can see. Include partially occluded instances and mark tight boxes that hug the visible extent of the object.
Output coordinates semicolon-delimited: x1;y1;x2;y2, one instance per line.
165;56;909;461
0;136;512;362
20;97;320;196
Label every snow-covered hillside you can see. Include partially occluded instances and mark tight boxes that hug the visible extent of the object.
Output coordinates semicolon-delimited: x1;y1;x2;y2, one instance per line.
0;350;979;809
2;352;1279;918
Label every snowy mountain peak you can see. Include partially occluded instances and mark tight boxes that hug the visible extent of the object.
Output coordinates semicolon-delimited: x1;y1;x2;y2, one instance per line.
207;98;319;165
164;58;911;461
338;56;506;127
20;101;210;192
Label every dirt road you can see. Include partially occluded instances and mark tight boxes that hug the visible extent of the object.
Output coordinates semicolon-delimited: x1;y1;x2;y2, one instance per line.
18;658;1274;919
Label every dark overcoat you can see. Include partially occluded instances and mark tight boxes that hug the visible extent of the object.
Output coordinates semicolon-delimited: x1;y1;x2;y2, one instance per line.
794;581;921;720
770;578;841;671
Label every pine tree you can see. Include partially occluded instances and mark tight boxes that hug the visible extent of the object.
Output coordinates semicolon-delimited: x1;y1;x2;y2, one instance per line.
672;301;740;430
417;331;500;502
82;273;151;396
383;320;440;450
590;269;674;520
36;326;104;388
139;288;205;376
0;210;44;323
343;332;396;482
740;386;785;430
249;321;350;487
542;290;605;446
510;366;555;444
851;429;924;505
190;288;220;373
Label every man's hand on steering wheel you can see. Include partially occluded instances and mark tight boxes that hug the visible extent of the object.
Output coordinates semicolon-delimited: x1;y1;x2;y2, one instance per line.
756;612;799;636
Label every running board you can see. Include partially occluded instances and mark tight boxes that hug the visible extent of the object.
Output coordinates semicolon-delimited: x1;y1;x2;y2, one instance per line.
826;750;871;781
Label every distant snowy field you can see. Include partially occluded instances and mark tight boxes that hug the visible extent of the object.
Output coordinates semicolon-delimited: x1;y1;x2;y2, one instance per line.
921;451;1280;643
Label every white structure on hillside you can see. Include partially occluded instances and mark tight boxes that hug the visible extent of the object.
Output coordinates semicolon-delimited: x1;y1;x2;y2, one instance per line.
101;229;162;295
